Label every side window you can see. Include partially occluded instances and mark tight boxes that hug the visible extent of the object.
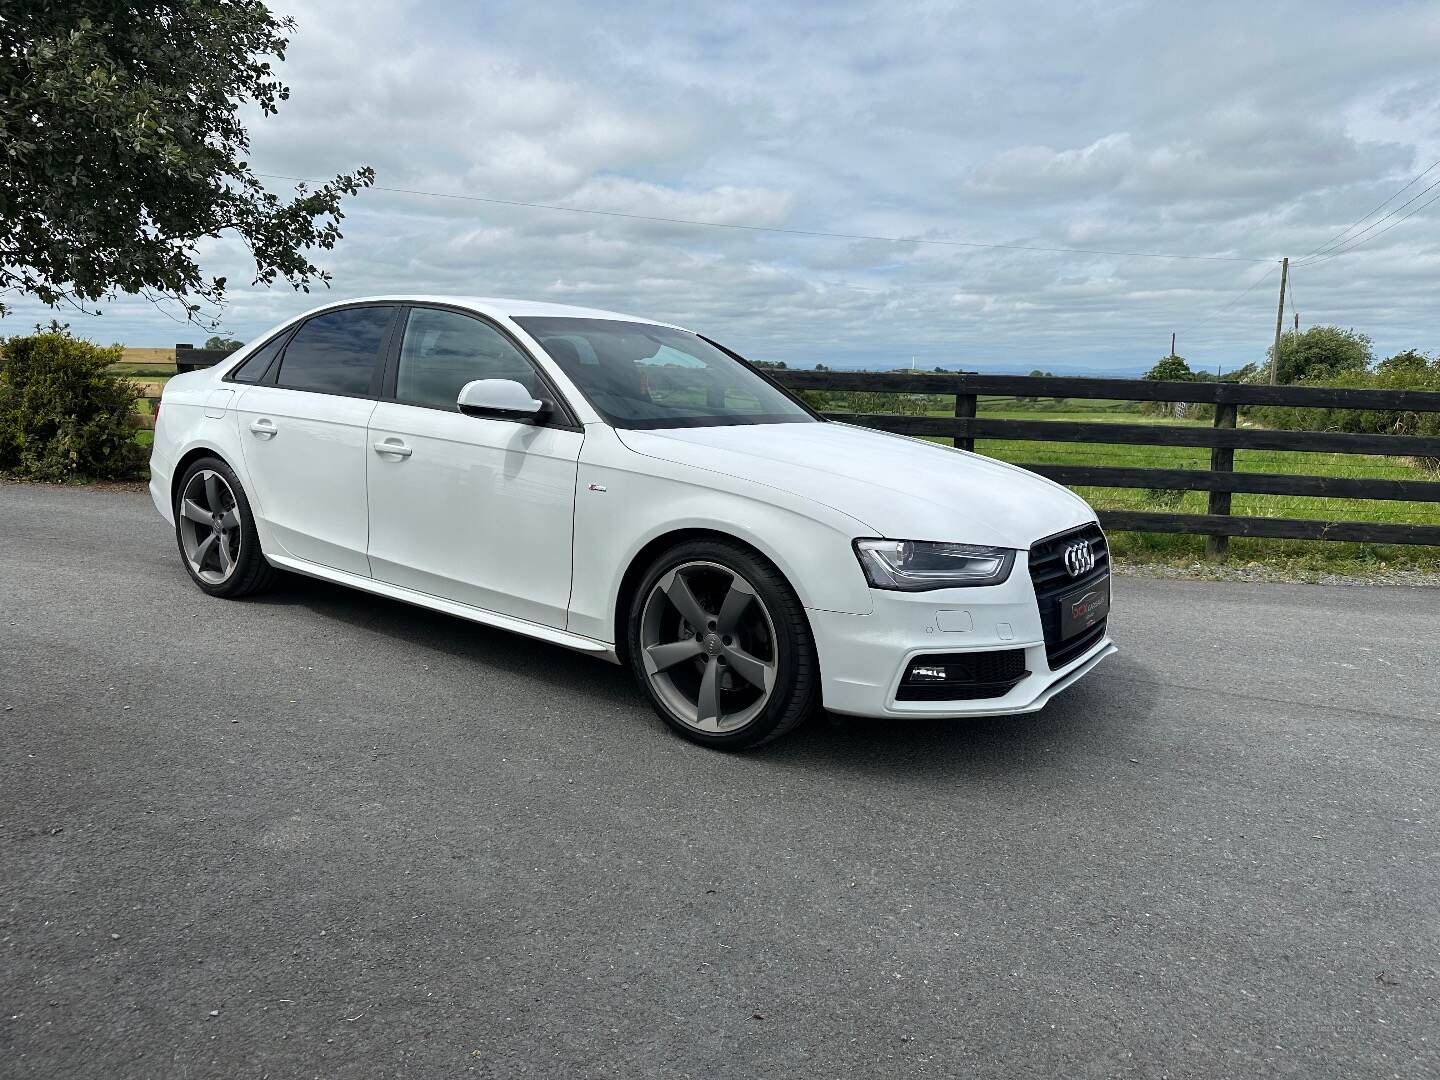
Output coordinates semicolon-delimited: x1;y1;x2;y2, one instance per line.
396;308;541;410
227;333;287;384
274;306;393;396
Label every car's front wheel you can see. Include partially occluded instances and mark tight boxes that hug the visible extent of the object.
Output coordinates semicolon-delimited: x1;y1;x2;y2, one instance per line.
174;456;276;598
627;539;819;749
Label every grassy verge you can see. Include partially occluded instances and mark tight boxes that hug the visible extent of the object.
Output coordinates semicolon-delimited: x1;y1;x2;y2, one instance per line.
1103;532;1440;575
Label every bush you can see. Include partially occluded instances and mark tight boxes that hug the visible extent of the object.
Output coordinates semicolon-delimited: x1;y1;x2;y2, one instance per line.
1143;354;1197;382
1246;365;1440;434
1243;363;1440;471
1264;325;1373;384
807;390;949;416
0;330;146;482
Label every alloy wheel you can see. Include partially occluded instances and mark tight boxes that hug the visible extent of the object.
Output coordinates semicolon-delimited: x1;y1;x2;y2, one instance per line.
178;470;242;585
638;560;779;733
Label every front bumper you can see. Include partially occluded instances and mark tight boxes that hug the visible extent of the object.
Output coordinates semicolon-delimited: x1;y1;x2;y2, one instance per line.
807;569;1114;718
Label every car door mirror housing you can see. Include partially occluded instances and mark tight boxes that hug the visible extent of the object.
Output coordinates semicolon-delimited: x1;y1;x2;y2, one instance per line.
456;379;548;421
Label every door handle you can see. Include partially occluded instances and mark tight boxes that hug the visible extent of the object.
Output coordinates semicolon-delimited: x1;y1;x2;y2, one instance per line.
249;419;277;438
373;439;412;459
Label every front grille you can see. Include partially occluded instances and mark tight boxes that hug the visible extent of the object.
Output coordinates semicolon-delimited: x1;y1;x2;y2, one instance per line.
896;649;1028;701
1047;618;1107;671
1029;523;1110;670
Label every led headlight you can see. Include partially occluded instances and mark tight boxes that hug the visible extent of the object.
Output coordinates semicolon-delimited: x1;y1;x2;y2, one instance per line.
853;538;1015;591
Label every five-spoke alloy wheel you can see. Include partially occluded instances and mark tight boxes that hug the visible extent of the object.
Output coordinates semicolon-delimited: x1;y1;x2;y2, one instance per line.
628;540;818;749
178;469;242;585
173;457;276;598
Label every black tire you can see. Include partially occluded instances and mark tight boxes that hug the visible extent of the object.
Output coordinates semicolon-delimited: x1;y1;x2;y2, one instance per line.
173;456;277;598
626;539;819;750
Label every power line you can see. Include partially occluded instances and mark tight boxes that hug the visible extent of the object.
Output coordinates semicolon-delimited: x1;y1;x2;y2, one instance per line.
257;171;1274;264
1299;183;1440;265
1182;262;1282;335
1298;173;1440;263
1190;159;1440;340
1299;159;1440;262
1299;156;1440;259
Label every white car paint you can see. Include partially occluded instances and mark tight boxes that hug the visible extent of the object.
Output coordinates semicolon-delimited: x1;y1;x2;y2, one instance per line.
366;400;582;628
233;383;376;577
613;421;1095;548
150;295;1114;720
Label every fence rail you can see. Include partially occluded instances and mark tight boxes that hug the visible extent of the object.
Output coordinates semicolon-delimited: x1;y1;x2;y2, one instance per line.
114;346;1440;556
822;412;1440;457
771;371;1440;557
775;369;1440;412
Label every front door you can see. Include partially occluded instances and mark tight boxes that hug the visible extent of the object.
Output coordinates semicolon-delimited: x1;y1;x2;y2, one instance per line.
235;304;396;576
365;306;582;628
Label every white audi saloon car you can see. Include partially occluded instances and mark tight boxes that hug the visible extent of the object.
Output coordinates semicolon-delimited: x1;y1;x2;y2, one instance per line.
151;297;1114;748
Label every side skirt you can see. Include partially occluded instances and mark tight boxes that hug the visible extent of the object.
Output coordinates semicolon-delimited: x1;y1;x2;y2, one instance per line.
265;553;621;664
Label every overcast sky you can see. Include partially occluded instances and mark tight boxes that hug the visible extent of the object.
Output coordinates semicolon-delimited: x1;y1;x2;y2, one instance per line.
13;0;1440;372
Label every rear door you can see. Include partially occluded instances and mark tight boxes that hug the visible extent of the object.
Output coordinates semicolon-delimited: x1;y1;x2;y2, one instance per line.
365;305;583;628
235;304;397;576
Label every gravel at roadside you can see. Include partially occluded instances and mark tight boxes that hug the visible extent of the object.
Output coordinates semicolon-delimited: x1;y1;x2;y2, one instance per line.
1114;559;1440;587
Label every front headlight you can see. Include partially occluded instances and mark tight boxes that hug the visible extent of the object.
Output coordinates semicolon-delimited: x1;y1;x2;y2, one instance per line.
853;538;1016;591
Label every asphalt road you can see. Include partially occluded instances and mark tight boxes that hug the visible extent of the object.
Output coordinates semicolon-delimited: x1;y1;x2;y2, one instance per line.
2;482;1438;1080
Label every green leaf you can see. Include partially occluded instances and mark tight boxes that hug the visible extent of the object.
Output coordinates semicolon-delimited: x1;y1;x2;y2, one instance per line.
1;1;372;323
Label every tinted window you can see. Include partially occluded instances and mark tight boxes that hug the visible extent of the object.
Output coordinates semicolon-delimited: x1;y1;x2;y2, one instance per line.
396;308;542;409
227;333;286;384
275;307;393;396
514;317;814;429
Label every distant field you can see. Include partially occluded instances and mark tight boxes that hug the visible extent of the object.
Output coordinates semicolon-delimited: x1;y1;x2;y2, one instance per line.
111;364;177;380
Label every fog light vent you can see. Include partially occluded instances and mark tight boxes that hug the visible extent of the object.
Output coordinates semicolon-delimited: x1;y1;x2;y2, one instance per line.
897;650;1028;701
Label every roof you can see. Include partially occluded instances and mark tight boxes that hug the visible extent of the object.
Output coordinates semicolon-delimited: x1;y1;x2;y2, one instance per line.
340;295;688;330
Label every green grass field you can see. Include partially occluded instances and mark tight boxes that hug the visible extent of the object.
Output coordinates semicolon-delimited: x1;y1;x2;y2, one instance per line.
117;380;1439;570
110;365;177;380
919;397;1440;571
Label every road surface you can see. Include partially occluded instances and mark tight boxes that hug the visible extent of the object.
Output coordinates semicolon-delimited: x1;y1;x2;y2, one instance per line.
2;482;1437;1078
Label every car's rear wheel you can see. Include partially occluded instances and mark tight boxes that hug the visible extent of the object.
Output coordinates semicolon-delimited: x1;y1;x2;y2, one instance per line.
174;457;276;598
627;540;818;749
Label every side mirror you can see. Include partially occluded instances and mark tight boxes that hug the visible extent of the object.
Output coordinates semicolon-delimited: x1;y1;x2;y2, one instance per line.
456;379;548;422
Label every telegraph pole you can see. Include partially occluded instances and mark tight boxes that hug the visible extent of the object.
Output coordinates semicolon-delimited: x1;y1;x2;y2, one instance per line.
1171;332;1177;357
1268;257;1289;385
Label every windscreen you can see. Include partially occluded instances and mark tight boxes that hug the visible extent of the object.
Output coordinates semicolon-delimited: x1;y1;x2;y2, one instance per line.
513;317;815;429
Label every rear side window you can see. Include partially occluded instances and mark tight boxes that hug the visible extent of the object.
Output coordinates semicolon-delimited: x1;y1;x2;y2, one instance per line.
227;334;287;384
275;307;393;396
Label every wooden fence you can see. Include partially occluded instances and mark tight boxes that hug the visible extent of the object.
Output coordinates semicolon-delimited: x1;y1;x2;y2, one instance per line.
771;371;1440;556
119;347;1440;555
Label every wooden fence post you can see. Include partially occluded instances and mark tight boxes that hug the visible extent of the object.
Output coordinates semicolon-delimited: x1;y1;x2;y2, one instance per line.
767;368;1440;550
1207;388;1238;561
954;388;976;452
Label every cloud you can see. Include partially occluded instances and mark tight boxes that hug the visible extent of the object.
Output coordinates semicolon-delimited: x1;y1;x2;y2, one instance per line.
8;0;1440;373
970;120;1410;209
